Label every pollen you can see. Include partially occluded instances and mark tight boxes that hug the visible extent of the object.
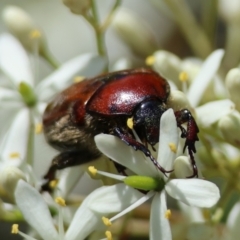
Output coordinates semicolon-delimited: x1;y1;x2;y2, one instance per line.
49;179;59;189
29;30;41;39
55;197;66;207
168;143;177;153
179;71;188;82
73;76;85;83
165;209;172;219
105;230;113;240
127;117;133;129
35;123;43;134
145;55;155;66
102;217;112;226
9;152;20;159
11;224;19;234
88;166;97;176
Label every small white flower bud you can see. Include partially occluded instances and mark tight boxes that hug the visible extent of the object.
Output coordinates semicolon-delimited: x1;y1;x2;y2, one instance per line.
112;8;158;57
151;50;182;87
219;0;240;23
174;156;193;178
225;68;240;112
62;0;91;15
218;111;240;148
167;90;193;112
0;166;26;203
2;5;47;54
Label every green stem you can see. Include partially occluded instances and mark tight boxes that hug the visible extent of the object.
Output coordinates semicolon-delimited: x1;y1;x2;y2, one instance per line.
26;114;35;166
41;48;60;69
163;0;212;58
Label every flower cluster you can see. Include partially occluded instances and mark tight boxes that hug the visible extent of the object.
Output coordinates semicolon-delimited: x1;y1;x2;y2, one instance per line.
0;1;240;240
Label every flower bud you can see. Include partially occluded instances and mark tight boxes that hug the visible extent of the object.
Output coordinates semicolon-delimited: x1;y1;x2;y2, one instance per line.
219;0;240;24
225;68;240;112
0;166;26;203
174;156;193;178
62;0;91;15
167;90;193;113
218;111;240;148
151;50;182;87
2;5;47;56
112;8;158;57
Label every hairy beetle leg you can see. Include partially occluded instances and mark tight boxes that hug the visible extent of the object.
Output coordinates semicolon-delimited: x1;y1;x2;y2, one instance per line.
114;127;173;177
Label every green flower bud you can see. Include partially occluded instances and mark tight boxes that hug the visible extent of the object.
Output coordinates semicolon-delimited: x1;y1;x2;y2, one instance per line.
112;8;158;57
124;175;165;191
225;68;240;112
218;111;240;147
2;5;48;56
174;156;193;178
62;0;91;15
0;166;26;203
18;82;37;107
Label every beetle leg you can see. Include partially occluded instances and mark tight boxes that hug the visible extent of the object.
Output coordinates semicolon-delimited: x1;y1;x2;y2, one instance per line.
174;109;199;178
41;150;99;192
114;127;173;176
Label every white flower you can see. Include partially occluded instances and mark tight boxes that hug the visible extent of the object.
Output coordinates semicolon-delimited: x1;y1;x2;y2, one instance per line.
90;109;220;240
13;179;144;240
0;33;106;171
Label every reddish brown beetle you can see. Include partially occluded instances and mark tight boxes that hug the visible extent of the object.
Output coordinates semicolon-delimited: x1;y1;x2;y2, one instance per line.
41;68;199;191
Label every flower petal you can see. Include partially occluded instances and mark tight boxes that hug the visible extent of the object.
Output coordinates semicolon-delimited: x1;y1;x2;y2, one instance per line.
150;191;172;240
0;33;33;86
88;183;144;213
165;179;220;208
196;99;235;127
95;134;157;177
157;109;178;173
227;202;240;240
37;53;106;101
187;49;224;107
0;108;30;167
14;180;58;240
57;166;85;198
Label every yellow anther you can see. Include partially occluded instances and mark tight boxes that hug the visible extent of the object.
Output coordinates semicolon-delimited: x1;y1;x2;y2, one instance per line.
179;71;188;82
29;30;41;39
168;143;177;153
88;166;97;176
102;217;112;226
127;117;133;129
55;197;66;207
145;55;155;66
11;224;19;234
9;152;20;159
49;179;59;189
35;123;43;134
165;209;171;219
73;76;85;83
105;231;113;240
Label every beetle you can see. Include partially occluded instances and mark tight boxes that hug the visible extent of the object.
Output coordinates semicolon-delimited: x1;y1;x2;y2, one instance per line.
41;68;199;191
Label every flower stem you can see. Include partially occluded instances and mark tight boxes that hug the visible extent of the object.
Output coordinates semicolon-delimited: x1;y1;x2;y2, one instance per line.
41;48;60;69
163;0;212;58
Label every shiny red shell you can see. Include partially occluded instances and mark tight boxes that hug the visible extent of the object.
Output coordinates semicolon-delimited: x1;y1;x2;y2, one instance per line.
43;68;170;126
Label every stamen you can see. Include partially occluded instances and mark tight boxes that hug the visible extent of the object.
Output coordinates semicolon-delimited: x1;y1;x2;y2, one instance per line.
73;76;85;83
179;71;188;82
11;224;19;234
165;209;171;219
88;166;97;176
9;152;20;158
55;197;66;207
35;123;43;134
102;217;112;226
29;30;41;39
105;231;113;240
49;179;59;189
145;55;155;66
168;143;177;153
127;117;133;129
